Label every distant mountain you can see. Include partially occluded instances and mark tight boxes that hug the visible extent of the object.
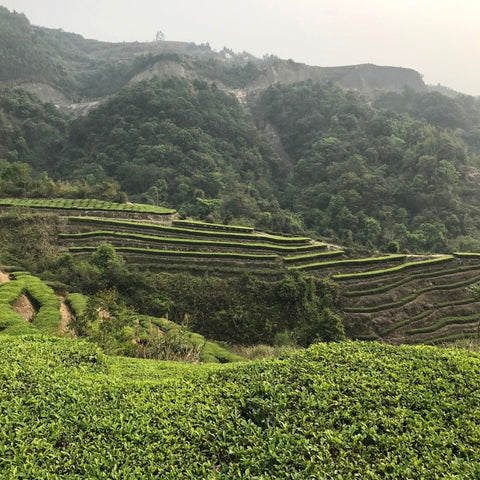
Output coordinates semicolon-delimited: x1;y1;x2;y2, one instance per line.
0;6;428;113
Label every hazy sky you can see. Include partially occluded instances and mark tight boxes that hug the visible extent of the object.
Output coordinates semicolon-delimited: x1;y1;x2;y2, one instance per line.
3;0;480;95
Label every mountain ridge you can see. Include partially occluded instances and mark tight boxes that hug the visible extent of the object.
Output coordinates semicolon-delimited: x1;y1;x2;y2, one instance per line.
1;6;434;113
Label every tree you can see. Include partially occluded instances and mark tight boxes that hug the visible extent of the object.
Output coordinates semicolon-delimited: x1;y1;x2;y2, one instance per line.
74;289;136;355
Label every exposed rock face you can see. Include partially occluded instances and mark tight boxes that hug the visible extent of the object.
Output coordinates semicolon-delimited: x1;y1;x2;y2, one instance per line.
128;59;199;84
19;82;100;115
245;60;426;96
126;57;427;108
19;82;70;106
14;47;428;114
336;63;426;93
12;294;36;322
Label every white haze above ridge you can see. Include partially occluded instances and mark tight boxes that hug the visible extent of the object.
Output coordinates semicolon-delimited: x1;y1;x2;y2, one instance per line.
2;0;480;96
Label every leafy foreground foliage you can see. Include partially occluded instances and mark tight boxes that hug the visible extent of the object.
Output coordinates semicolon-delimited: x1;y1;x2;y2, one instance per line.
1;336;479;478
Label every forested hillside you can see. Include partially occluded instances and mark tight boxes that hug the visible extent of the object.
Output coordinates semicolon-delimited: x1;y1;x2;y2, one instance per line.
4;72;480;251
255;81;480;251
4;5;480;252
61;78;289;227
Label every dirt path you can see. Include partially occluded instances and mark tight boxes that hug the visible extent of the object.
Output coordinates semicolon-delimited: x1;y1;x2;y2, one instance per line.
0;271;10;283
12;294;36;322
58;296;75;337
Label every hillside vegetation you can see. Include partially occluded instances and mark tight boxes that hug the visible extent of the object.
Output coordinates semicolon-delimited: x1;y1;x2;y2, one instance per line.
0;7;429;103
2;200;480;346
5;7;480;250
4;75;480;249
255;81;480;251
0;268;244;363
0;203;345;346
1;11;480;475
1;336;479;478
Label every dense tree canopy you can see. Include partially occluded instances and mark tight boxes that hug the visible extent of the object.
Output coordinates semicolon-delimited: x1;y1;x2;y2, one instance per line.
3;65;480;251
58;77;290;227
255;81;480;252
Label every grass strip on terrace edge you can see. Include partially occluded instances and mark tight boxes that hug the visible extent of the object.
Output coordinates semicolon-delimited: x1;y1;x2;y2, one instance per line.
380;297;480;336
344;273;480;313
172;219;254;233
200;341;246;363
424;332;480;346
59;230;326;253
69;246;279;261
283;250;345;262
0;304;41;335
0;274;60;335
380;310;433;336
288;254;407;271
344;264;480;297
66;293;88;317
0;280;26;305
127;262;285;276
406;313;480;335
452;252;480;258
68;217;312;244
0;198;176;215
437;297;479;308
332;256;454;280
10;273;62;335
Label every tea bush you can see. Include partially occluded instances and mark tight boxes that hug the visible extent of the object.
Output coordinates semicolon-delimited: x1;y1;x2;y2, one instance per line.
0;337;479;478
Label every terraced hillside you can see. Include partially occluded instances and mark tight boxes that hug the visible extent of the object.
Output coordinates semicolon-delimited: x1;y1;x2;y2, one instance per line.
58;212;338;274
337;254;480;345
57;214;480;345
3;198;480;346
0;270;63;335
0;198;177;223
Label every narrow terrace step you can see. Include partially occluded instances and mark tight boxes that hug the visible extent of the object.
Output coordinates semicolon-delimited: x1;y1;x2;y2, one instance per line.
342;267;480;310
67;217;314;246
59;230;327;254
69;245;281;264
172;219;254;233
289;254;407;273
332;256;454;281
341;262;480;297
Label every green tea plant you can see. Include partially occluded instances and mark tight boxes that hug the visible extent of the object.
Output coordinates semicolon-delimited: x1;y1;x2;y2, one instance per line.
0;198;176;214
0;272;61;335
68;216;312;244
0;338;479;478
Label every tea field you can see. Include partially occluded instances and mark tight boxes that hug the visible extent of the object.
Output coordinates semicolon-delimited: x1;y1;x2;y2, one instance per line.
0;271;244;364
3;198;480;345
0;336;479;478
